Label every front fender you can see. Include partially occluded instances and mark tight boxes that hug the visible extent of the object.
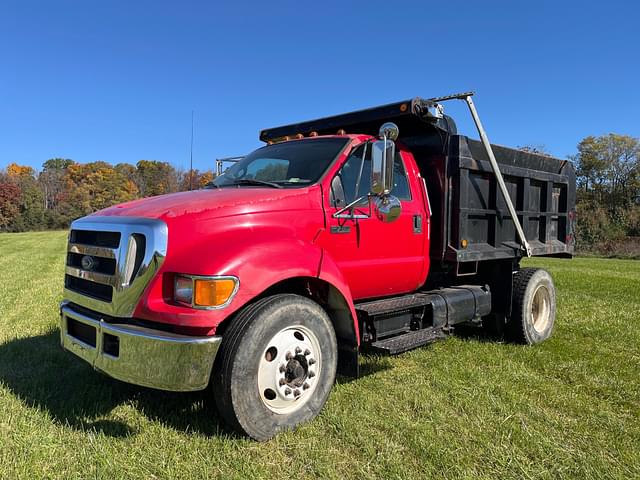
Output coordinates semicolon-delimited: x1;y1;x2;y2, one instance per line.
134;212;360;343
134;236;323;330
318;250;360;344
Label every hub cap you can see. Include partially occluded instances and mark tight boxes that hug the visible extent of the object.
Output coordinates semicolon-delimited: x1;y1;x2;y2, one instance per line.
257;325;321;414
531;285;551;333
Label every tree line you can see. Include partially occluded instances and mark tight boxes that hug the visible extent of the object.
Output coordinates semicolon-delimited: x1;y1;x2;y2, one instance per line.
1;133;639;255
572;134;640;254
0;159;214;231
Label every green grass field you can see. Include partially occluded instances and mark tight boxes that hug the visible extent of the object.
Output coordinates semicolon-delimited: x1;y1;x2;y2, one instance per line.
0;231;638;479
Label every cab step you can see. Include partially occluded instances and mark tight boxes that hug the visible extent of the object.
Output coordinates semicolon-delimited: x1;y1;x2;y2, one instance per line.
369;327;446;355
355;294;431;316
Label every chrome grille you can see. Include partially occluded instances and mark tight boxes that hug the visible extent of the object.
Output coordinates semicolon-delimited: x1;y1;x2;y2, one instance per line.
70;229;120;248
65;274;114;302
63;217;168;317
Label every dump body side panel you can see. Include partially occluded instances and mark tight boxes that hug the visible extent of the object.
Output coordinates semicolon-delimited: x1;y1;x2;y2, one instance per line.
407;134;576;265
447;136;576;262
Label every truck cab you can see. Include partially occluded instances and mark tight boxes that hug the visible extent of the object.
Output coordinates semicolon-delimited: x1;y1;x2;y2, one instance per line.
60;94;576;440
319;135;430;299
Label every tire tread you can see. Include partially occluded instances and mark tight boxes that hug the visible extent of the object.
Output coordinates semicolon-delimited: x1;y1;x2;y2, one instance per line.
213;293;335;439
509;267;539;344
213;295;288;435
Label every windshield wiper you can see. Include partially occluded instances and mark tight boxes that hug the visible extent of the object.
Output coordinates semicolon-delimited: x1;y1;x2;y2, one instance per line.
229;178;283;189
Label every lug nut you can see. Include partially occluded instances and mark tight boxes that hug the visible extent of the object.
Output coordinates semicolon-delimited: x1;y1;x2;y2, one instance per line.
303;382;310;390
279;364;286;373
284;388;291;396
304;349;311;356
294;389;301;397
279;379;286;386
308;371;315;378
285;352;292;360
295;346;302;354
308;358;316;365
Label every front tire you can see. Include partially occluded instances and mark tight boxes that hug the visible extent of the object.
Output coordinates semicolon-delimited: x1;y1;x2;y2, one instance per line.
509;268;556;344
212;294;337;441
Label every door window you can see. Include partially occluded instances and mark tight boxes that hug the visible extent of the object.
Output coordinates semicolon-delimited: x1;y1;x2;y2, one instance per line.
331;144;411;207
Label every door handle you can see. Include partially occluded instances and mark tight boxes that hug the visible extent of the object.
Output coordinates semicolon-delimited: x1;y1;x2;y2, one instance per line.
413;214;422;234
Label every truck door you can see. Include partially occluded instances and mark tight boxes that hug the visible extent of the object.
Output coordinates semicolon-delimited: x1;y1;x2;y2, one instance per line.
323;144;428;300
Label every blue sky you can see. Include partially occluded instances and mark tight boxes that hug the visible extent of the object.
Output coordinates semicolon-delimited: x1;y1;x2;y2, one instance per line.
1;0;638;172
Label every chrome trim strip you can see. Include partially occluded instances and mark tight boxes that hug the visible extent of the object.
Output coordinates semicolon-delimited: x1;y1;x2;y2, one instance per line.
173;275;240;310
60;302;221;392
63;216;168;318
332;214;370;219
65;266;117;286
68;243;117;259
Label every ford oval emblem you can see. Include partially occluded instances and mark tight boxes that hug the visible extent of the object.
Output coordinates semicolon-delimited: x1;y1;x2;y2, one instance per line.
81;255;95;271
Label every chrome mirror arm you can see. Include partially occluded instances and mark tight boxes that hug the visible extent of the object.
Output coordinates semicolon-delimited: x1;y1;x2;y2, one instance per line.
332;195;371;219
353;141;369;201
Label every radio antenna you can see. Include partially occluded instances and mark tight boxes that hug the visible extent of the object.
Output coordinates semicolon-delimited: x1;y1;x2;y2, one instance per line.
189;110;194;191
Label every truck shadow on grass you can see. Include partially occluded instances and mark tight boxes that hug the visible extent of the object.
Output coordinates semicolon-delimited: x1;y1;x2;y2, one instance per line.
0;329;236;439
0;329;393;439
452;323;504;343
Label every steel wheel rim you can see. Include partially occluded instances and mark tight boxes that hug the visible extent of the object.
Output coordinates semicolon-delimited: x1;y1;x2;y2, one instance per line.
257;325;321;414
530;285;551;333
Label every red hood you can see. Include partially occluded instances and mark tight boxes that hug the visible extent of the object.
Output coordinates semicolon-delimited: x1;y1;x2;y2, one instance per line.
92;186;320;222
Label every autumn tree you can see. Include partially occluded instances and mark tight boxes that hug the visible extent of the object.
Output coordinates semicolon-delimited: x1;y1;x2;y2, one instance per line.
115;163;138;185
135;160;180;197
0;176;20;231
5;163;45;231
37;158;76;228
60;161;139;220
39;158;74;210
573;134;640;213
179;169;216;191
571;134;640;249
6;163;35;178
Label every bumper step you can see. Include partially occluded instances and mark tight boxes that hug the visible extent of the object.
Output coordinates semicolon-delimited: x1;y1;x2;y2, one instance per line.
369;327;446;355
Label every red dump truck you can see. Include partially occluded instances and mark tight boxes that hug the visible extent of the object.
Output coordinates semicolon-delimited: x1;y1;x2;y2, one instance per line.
60;93;576;440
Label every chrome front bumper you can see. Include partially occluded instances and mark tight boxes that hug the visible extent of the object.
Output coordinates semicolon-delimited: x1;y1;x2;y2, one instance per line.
60;303;221;392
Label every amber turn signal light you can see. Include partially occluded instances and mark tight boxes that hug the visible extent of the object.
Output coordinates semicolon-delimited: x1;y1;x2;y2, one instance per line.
194;278;237;307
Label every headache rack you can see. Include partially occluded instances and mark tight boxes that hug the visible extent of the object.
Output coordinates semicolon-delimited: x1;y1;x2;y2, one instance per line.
260;95;457;143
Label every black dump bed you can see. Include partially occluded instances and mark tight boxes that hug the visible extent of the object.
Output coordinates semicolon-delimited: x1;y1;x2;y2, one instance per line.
261;97;576;265
424;135;576;264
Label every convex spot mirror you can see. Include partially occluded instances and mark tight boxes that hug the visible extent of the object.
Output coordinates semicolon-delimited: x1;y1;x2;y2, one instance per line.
373;195;401;223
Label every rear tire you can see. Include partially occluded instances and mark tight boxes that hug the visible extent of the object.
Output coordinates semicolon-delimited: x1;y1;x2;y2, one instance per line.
212;294;337;441
508;268;556;345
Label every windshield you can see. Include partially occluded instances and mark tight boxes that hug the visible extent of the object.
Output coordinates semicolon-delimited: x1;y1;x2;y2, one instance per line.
210;138;349;188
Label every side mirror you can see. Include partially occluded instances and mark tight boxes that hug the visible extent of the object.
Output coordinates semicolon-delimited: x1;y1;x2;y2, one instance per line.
370;122;401;223
370;122;398;196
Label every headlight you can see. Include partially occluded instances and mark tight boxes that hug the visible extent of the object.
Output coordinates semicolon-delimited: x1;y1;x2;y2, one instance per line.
174;275;239;309
174;276;194;305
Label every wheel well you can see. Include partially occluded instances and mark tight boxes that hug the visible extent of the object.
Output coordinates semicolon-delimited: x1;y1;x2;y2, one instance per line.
217;276;359;377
